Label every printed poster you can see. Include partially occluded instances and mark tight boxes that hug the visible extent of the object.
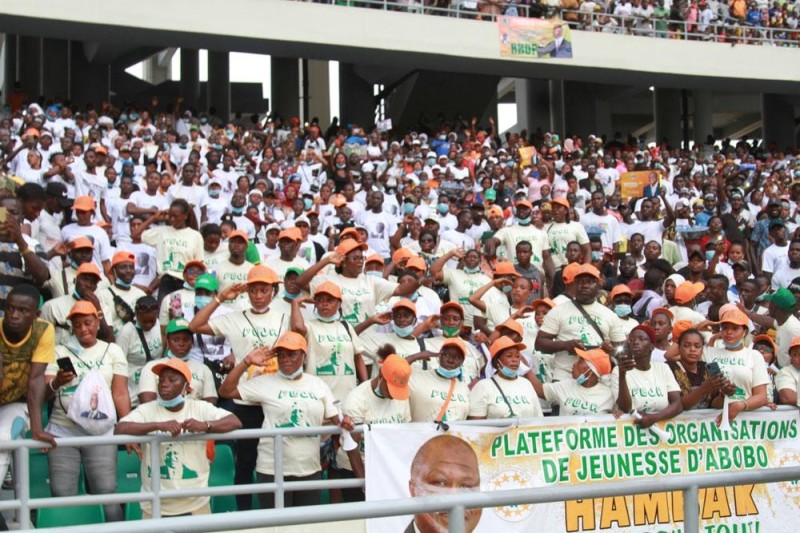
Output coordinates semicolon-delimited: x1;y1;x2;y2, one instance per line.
498;17;574;59
366;409;800;532
620;170;662;200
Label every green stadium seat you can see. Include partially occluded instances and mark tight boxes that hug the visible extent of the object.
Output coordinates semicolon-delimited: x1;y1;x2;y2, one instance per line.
28;453;52;499
36;505;105;527
124;502;142;521
116;450;142;493
209;444;236;513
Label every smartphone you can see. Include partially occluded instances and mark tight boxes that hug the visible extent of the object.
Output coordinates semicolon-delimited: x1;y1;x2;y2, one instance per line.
56;357;76;375
707;361;721;377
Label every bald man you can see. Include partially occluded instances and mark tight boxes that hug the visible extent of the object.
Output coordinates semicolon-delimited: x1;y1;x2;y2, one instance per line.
407;434;482;533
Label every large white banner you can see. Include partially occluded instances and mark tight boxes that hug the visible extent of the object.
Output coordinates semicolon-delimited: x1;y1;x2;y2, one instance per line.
365;409;800;533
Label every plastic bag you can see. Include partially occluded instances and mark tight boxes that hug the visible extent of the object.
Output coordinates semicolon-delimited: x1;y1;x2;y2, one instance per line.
67;369;116;435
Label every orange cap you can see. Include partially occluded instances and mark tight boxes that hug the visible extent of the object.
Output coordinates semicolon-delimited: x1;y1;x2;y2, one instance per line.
366;254;385;266
442;337;467;357
314;281;342;300
73;196;96;212
675;281;705;305
247;265;280;285
183;259;207;272
70;236;94;250
575;264;601;280
67;300;99;319
380;354;411;400
339;227;359;240
391;247;415;264
331;194;348;207
406;256;426;272
93;145;108;155
274;331;308;353
392;298;417;315
152;358;194;393
278;228;301;242
672;319;694;340
494;262;520;277
516;200;533;210
562;262;581;284
111;251;136;267
440;301;464;317
75;262;102;279
650;307;674;321
551;197;571;209
575;348;612;376
487;206;504;218
228;229;249;242
609;285;633;301
530;298;555;310
753;334;778;354
489;336;526;360
336;239;367;257
23;128;40;138
496;318;524;339
719;309;749;327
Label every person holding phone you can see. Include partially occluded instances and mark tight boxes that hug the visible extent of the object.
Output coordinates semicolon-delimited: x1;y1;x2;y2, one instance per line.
667;328;729;410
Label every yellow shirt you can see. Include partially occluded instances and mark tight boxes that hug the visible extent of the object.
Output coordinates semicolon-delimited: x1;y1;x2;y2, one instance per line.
0;318;55;404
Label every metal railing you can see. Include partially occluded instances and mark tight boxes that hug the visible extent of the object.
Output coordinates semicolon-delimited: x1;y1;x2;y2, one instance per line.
304;0;800;46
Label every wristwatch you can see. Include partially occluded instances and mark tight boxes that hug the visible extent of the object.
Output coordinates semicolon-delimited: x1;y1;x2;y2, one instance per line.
207;422;213;433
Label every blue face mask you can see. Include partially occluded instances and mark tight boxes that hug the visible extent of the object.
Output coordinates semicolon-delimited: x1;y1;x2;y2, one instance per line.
373;379;385;398
517;217;531;226
464;266;481;274
502;285;512;294
437;203;449;214
436;367;462;380
304;199;313;210
231;206;244;215
393;323;415;338
576;371;591;386
498;365;517;379
278;367;303;380
427;158;436;166
403;203;416;215
157;388;186;409
182;282;194;291
591;251;602;262
723;339;744;349
408;291;420;303
313;308;338;323
115;279;132;289
614;304;632;317
283;290;300;301
705;251;716;261
195;295;213;309
119;114;128;122
366;271;383;278
68;257;80;269
209;189;221;198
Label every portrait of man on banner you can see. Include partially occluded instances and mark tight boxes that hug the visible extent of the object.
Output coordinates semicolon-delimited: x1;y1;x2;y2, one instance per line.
537;23;573;58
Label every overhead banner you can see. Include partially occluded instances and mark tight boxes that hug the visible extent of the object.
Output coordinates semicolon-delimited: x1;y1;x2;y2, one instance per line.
619;170;662;200
498;17;573;59
365;409;800;533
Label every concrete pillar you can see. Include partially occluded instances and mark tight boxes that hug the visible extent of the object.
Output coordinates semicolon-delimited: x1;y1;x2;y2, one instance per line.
338;62;374;127
180;48;200;109
306;59;330;128
2;34;17;105
691;89;713;145
270;57;300;119
564;81;610;139
549;79;565;137
762;93;797;150
207;50;230;120
514;78;550;135
653;88;682;148
69;43;109;108
18;36;43;98
42;39;69;100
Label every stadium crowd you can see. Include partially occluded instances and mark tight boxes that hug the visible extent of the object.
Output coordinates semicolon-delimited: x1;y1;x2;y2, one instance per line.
319;0;800;44
0;95;799;527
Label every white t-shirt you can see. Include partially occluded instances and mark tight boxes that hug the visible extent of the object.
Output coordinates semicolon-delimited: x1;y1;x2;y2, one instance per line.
45;340;128;429
775;366;800;406
545;221;590;268
704;347;769;400
538;300;625;381
441;269;491;328
543;380;616;416
776;315;800;368
119;400;231;515
408;369;470;423
355;210;397;258
116;322;164;404
304;319;365;402
61;223;113;266
626;220;666;246
129;190;170;213
610;362;680;414
580;212;623;252
40;294;115;346
106;194;133;245
770;260;800;290
493;225;549;268
423;337;484;384
270;256;311;281
215;260;252;304
481;287;512;332
167;184;208;222
310;273;397;326
138;357;217;402
338;380;411;471
468;376;542;419
142;225;204;279
762;243;789;274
